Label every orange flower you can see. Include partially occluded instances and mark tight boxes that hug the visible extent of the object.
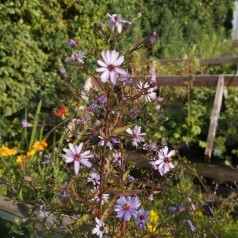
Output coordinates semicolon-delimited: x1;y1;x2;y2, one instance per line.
32;140;48;151
27;149;36;156
0;145;17;156
55;107;67;116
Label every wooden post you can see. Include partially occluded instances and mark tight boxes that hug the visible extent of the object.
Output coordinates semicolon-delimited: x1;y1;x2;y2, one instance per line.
204;75;224;162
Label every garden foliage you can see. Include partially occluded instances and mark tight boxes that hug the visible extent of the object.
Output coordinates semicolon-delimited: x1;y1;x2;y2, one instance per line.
0;0;234;144
0;10;238;238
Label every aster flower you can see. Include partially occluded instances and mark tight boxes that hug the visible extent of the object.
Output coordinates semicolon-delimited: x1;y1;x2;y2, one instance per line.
98;136;119;150
87;172;100;186
92;218;107;238
148;194;154;201
115;196;141;221
128;175;135;181
183;220;196;232
137;81;156;102
91;189;109;205
107;13;131;33
136;209;149;229
65;51;85;64
39;204;50;219
126;125;146;146
150;146;175;176
42;154;54;166
21;119;32;128
96;50;128;85
143;141;157;151
112;152;123;166
61;143;93;175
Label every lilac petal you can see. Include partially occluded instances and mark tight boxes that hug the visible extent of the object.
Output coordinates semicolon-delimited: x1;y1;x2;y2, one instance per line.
117;24;122;33
81;150;91;156
115;67;127;76
162;146;169;156
81;159;92;168
114;56;124;66
109;71;116;85
97;60;107;67
106;50;111;63
110;50;119;63
77;143;83;154
69;143;76;154
126;128;133;135
62;148;73;154
74;160;80;175
96;67;107;72
62;155;74;163
102;51;109;64
167;150;175;157
100;70;110;83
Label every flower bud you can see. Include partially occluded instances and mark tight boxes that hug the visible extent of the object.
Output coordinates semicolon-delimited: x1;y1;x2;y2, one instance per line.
91;130;99;137
59;67;66;76
124;21;132;29
136;12;142;18
99;21;104;31
149;32;157;44
68;39;76;48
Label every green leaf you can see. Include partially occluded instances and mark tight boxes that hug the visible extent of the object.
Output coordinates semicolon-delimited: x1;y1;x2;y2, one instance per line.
29;100;42;149
17;203;30;218
105;187;143;196
0;185;7;195
112;124;135;134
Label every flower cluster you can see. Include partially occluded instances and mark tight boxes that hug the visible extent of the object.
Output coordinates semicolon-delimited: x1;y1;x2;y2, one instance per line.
150;146;175;176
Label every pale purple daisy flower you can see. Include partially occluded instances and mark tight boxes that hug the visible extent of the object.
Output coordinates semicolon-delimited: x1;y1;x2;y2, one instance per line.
150;146;175;176
96;50;128;85
92;190;109;205
115;196;141;221
92;218;107;238
169;207;177;213
61;143;93;175
136;209;149;229
65;51;85;64
107;13;130;33
143;141;157;151
42;154;54;166
21;119;32;128
87;173;100;186
137;81;157;102
126;125;146;146
98;136;119;150
148;194;154;201
128;175;135;181
39;204;50;219
112;152;123;166
183;220;196;232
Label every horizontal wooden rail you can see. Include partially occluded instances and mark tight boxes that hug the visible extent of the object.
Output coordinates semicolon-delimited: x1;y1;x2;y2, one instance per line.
158;56;238;65
154;74;238;87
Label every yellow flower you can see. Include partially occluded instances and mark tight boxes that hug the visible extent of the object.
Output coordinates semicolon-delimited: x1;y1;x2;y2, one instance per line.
148;225;157;233
149;209;159;223
27;149;35;156
32;140;48;151
0;145;17;156
16;155;23;164
196;210;203;217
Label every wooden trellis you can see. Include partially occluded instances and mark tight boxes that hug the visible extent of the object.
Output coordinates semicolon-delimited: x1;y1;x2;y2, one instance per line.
155;74;238;162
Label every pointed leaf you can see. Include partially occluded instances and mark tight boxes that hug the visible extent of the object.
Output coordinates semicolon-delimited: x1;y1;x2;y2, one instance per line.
105;187;143;196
